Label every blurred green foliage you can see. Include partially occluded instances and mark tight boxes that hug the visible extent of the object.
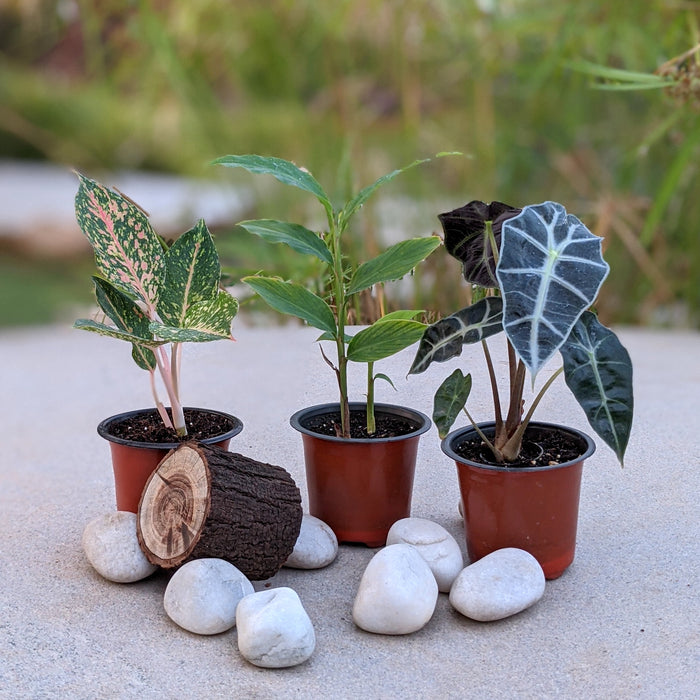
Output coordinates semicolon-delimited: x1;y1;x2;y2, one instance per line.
0;0;699;327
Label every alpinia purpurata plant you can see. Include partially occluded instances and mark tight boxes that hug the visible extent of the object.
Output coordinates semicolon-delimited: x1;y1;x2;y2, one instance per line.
73;173;238;436
409;200;634;465
214;154;454;437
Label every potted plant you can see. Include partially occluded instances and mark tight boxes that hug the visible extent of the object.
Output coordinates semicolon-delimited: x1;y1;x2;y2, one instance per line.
409;200;634;578
73;173;242;512
213;153;451;545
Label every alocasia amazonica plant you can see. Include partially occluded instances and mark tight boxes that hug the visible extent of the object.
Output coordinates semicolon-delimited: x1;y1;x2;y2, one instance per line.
214;154;449;438
73;174;238;436
410;200;634;465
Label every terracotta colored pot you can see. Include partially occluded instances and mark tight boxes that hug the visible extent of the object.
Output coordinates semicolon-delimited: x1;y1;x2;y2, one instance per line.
97;407;243;513
442;422;595;579
290;403;430;547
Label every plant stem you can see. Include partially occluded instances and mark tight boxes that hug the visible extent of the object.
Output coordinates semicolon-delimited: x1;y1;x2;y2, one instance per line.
501;367;564;461
504;347;526;435
366;362;376;434
149;369;174;430
463;406;500;461
481;339;503;432
329;210;350;437
155;344;186;436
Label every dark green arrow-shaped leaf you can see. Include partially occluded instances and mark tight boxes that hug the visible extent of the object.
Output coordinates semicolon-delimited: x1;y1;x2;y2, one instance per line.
439;200;521;287
432;369;472;439
560;311;633;465
497;201;609;377
409;296;504;375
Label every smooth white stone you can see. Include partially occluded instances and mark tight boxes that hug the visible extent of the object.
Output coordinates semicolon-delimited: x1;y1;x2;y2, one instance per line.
164;558;254;635
283;514;338;569
386;517;464;593
236;587;315;668
82;512;157;583
449;548;546;621
352;543;438;635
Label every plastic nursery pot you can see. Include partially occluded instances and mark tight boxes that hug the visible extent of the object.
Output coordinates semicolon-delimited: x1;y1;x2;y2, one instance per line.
97;407;243;513
290;402;431;548
442;422;595;580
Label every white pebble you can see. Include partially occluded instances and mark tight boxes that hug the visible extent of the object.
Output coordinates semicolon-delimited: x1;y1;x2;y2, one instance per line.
236;587;315;668
449;548;545;621
352;543;438;635
284;514;338;569
164;558;254;635
386;517;464;593
82;512;157;583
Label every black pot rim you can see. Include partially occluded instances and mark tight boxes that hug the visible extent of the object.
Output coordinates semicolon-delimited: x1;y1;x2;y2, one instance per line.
441;421;596;472
290;402;431;444
97;406;243;449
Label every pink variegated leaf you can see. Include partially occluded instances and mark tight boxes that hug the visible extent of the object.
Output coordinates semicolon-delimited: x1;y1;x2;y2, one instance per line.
74;173;163;311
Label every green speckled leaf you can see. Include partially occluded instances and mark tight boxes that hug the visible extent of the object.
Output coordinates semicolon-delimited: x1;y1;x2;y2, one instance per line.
74;173;163;309
157;219;221;327
151;290;238;342
91;276;156;370
73;319;165;348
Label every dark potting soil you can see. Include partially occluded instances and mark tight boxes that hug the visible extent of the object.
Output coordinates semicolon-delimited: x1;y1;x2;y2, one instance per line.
304;409;420;439
108;409;234;444
454;427;585;468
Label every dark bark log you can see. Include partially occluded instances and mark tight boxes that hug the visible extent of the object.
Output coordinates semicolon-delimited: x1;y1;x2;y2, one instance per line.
137;442;302;580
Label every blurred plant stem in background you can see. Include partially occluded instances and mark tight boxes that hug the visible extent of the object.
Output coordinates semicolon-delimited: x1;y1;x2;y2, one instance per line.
0;0;698;328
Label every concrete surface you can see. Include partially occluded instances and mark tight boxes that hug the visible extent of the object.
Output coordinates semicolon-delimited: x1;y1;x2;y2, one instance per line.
1;322;698;699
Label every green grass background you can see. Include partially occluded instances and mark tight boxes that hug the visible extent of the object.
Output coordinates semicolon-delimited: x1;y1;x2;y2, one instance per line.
1;0;698;327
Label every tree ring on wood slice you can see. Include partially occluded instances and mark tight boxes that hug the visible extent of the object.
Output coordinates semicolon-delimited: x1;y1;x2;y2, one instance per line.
137;442;303;580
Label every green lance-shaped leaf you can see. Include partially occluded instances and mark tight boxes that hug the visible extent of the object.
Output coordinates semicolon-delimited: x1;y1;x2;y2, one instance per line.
74;173;163;309
237;219;332;264
89;276;157;371
433;369;472;439
243;276;337;336
340;158;431;229
347;319;426;363
157;219;222;327
347;236;442;296
497;201;609;377
151;289;238;342
409;296;504;375
439;200;521;287
560;311;634;464
213;155;333;219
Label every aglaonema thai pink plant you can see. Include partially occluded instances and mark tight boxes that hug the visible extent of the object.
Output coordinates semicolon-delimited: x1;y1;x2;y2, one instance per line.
73;173;238;436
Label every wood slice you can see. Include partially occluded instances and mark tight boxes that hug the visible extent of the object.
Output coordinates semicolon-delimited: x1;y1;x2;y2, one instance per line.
136;442;302;580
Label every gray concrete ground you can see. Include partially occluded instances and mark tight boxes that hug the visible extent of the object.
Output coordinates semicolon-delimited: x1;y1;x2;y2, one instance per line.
1;322;698;699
